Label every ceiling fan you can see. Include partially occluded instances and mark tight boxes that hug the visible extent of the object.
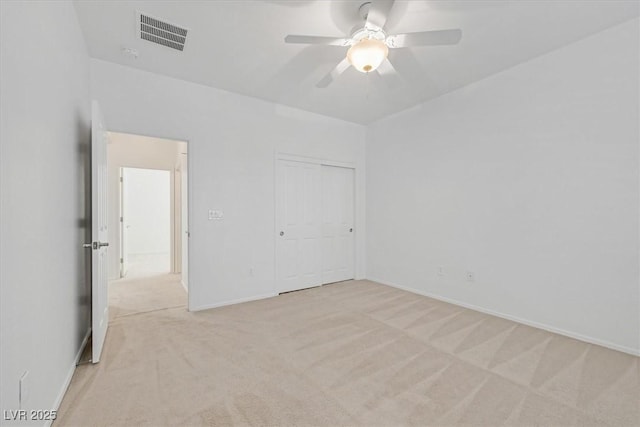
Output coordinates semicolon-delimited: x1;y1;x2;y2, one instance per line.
284;0;462;88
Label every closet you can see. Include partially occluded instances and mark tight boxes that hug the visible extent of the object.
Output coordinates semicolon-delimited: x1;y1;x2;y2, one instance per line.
276;159;355;293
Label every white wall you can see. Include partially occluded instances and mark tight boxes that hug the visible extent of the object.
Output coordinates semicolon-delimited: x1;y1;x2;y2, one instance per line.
107;133;184;279
366;19;640;354
90;59;366;311
124;168;171;255
0;1;91;422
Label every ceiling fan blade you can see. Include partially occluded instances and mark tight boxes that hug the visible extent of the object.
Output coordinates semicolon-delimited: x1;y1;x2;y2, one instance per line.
365;0;395;30
284;35;351;46
316;58;351;88
376;58;402;88
387;29;462;48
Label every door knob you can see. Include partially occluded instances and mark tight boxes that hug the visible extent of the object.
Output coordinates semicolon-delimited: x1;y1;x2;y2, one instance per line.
98;242;109;248
280;231;284;236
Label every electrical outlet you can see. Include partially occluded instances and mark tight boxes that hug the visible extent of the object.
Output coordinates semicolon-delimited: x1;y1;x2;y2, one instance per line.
19;371;29;409
466;271;475;282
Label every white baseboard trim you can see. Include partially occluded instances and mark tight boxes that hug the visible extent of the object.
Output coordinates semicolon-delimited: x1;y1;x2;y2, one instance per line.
45;327;91;427
367;277;640;357
190;293;278;312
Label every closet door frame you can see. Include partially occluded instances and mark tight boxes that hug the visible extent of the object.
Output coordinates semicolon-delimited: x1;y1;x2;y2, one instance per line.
275;153;358;294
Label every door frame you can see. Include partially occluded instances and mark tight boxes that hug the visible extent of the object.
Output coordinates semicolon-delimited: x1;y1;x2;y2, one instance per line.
109;131;192;311
274;152;360;294
178;152;189;292
276;153;355;170
119;167;127;277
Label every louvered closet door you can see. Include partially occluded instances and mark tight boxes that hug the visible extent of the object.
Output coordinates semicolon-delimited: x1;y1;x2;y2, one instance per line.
321;165;355;284
276;160;322;293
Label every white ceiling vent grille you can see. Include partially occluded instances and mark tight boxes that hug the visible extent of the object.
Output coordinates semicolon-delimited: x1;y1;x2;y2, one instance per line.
138;13;188;51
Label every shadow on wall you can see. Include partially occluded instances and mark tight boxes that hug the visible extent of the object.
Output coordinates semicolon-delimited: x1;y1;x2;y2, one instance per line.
75;109;91;350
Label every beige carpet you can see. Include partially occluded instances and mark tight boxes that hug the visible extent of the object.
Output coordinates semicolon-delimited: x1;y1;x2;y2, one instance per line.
108;273;187;320
56;279;638;426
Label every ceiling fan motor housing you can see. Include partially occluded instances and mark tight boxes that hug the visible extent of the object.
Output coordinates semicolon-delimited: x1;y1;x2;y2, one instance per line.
351;26;387;43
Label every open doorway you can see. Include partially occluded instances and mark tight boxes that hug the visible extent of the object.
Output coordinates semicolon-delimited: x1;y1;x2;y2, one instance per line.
107;132;189;318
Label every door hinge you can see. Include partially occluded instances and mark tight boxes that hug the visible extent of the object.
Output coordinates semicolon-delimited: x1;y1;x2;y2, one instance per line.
120;216;123;222
120;258;123;264
120;177;123;183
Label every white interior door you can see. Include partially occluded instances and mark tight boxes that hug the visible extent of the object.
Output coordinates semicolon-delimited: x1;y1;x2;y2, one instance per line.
120;168;128;277
180;154;189;290
321;165;355;284
276;160;322;293
90;100;109;363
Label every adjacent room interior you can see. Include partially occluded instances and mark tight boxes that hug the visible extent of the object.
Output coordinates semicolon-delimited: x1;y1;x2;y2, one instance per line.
106;132;189;320
0;1;638;426
121;167;172;278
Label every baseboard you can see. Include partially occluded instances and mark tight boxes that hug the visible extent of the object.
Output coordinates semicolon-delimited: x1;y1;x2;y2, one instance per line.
367;277;640;357
45;327;91;427
190;293;278;312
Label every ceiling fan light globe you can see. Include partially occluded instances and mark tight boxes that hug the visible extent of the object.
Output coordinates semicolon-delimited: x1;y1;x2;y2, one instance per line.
346;38;389;73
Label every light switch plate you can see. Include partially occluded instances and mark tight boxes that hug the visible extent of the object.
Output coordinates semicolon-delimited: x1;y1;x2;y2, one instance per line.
208;210;224;220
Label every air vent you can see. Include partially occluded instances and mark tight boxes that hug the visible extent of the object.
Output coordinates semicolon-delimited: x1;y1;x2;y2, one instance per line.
138;13;188;51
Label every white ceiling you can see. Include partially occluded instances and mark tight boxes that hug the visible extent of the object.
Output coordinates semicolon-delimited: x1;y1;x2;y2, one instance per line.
74;1;639;124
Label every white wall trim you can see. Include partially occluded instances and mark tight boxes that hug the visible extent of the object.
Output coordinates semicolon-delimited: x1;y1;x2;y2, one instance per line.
45;328;91;427
190;293;278;312
367;277;640;357
275;152;356;169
